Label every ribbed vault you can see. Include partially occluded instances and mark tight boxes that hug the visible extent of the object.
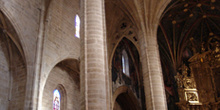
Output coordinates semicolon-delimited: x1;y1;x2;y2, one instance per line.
158;0;220;109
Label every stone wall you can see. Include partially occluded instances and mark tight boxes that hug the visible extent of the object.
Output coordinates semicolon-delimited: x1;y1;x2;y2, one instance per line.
1;0;41;109
42;66;80;110
39;0;80;108
9;46;26;110
0;34;26;110
1;0;39;70
0;34;10;110
41;0;80;87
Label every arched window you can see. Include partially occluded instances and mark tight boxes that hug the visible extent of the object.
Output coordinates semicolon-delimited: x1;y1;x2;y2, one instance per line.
75;15;80;38
122;50;129;76
53;89;61;110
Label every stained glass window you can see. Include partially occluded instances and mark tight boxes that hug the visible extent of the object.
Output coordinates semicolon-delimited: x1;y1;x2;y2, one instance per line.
122;50;129;76
75;15;80;38
122;55;125;73
53;89;60;110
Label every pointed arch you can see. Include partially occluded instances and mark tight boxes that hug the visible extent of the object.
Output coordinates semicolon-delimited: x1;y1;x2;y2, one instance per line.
0;10;27;110
111;37;146;109
112;86;141;110
111;37;140;84
42;59;80;110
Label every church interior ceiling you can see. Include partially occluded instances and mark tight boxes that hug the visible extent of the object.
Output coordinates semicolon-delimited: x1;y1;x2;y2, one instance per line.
0;11;25;60
158;0;220;109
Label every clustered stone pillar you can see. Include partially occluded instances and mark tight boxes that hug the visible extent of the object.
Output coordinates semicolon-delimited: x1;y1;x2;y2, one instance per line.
139;31;167;110
80;0;107;110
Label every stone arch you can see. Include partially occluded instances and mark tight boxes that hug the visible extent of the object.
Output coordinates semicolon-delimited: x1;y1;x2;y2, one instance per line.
42;59;80;110
39;0;81;108
0;10;26;64
39;0;81;107
111;37;141;85
0;8;27;64
0;10;27;110
113;86;141;110
110;36;140;64
41;0;81;84
110;37;140;79
111;37;146;109
108;18;141;76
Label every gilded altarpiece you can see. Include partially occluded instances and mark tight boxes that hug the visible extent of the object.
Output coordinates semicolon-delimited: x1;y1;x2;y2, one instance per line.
188;52;216;110
176;38;220;110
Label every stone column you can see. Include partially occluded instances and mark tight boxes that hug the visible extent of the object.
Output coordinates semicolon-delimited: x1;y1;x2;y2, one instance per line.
139;31;167;110
80;0;107;110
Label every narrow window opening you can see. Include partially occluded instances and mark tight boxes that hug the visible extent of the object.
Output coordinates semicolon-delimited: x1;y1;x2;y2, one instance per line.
122;55;125;73
75;15;80;38
53;89;61;110
122;50;129;76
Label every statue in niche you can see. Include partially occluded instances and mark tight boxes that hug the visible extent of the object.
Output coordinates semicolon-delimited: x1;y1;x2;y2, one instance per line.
175;72;183;88
213;41;220;62
181;64;196;89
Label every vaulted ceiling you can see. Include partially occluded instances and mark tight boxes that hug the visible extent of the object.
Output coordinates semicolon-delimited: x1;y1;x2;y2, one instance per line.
0;11;25;62
157;0;220;100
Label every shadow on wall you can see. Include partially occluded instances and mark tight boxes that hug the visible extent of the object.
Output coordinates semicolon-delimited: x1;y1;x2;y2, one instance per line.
42;59;80;110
